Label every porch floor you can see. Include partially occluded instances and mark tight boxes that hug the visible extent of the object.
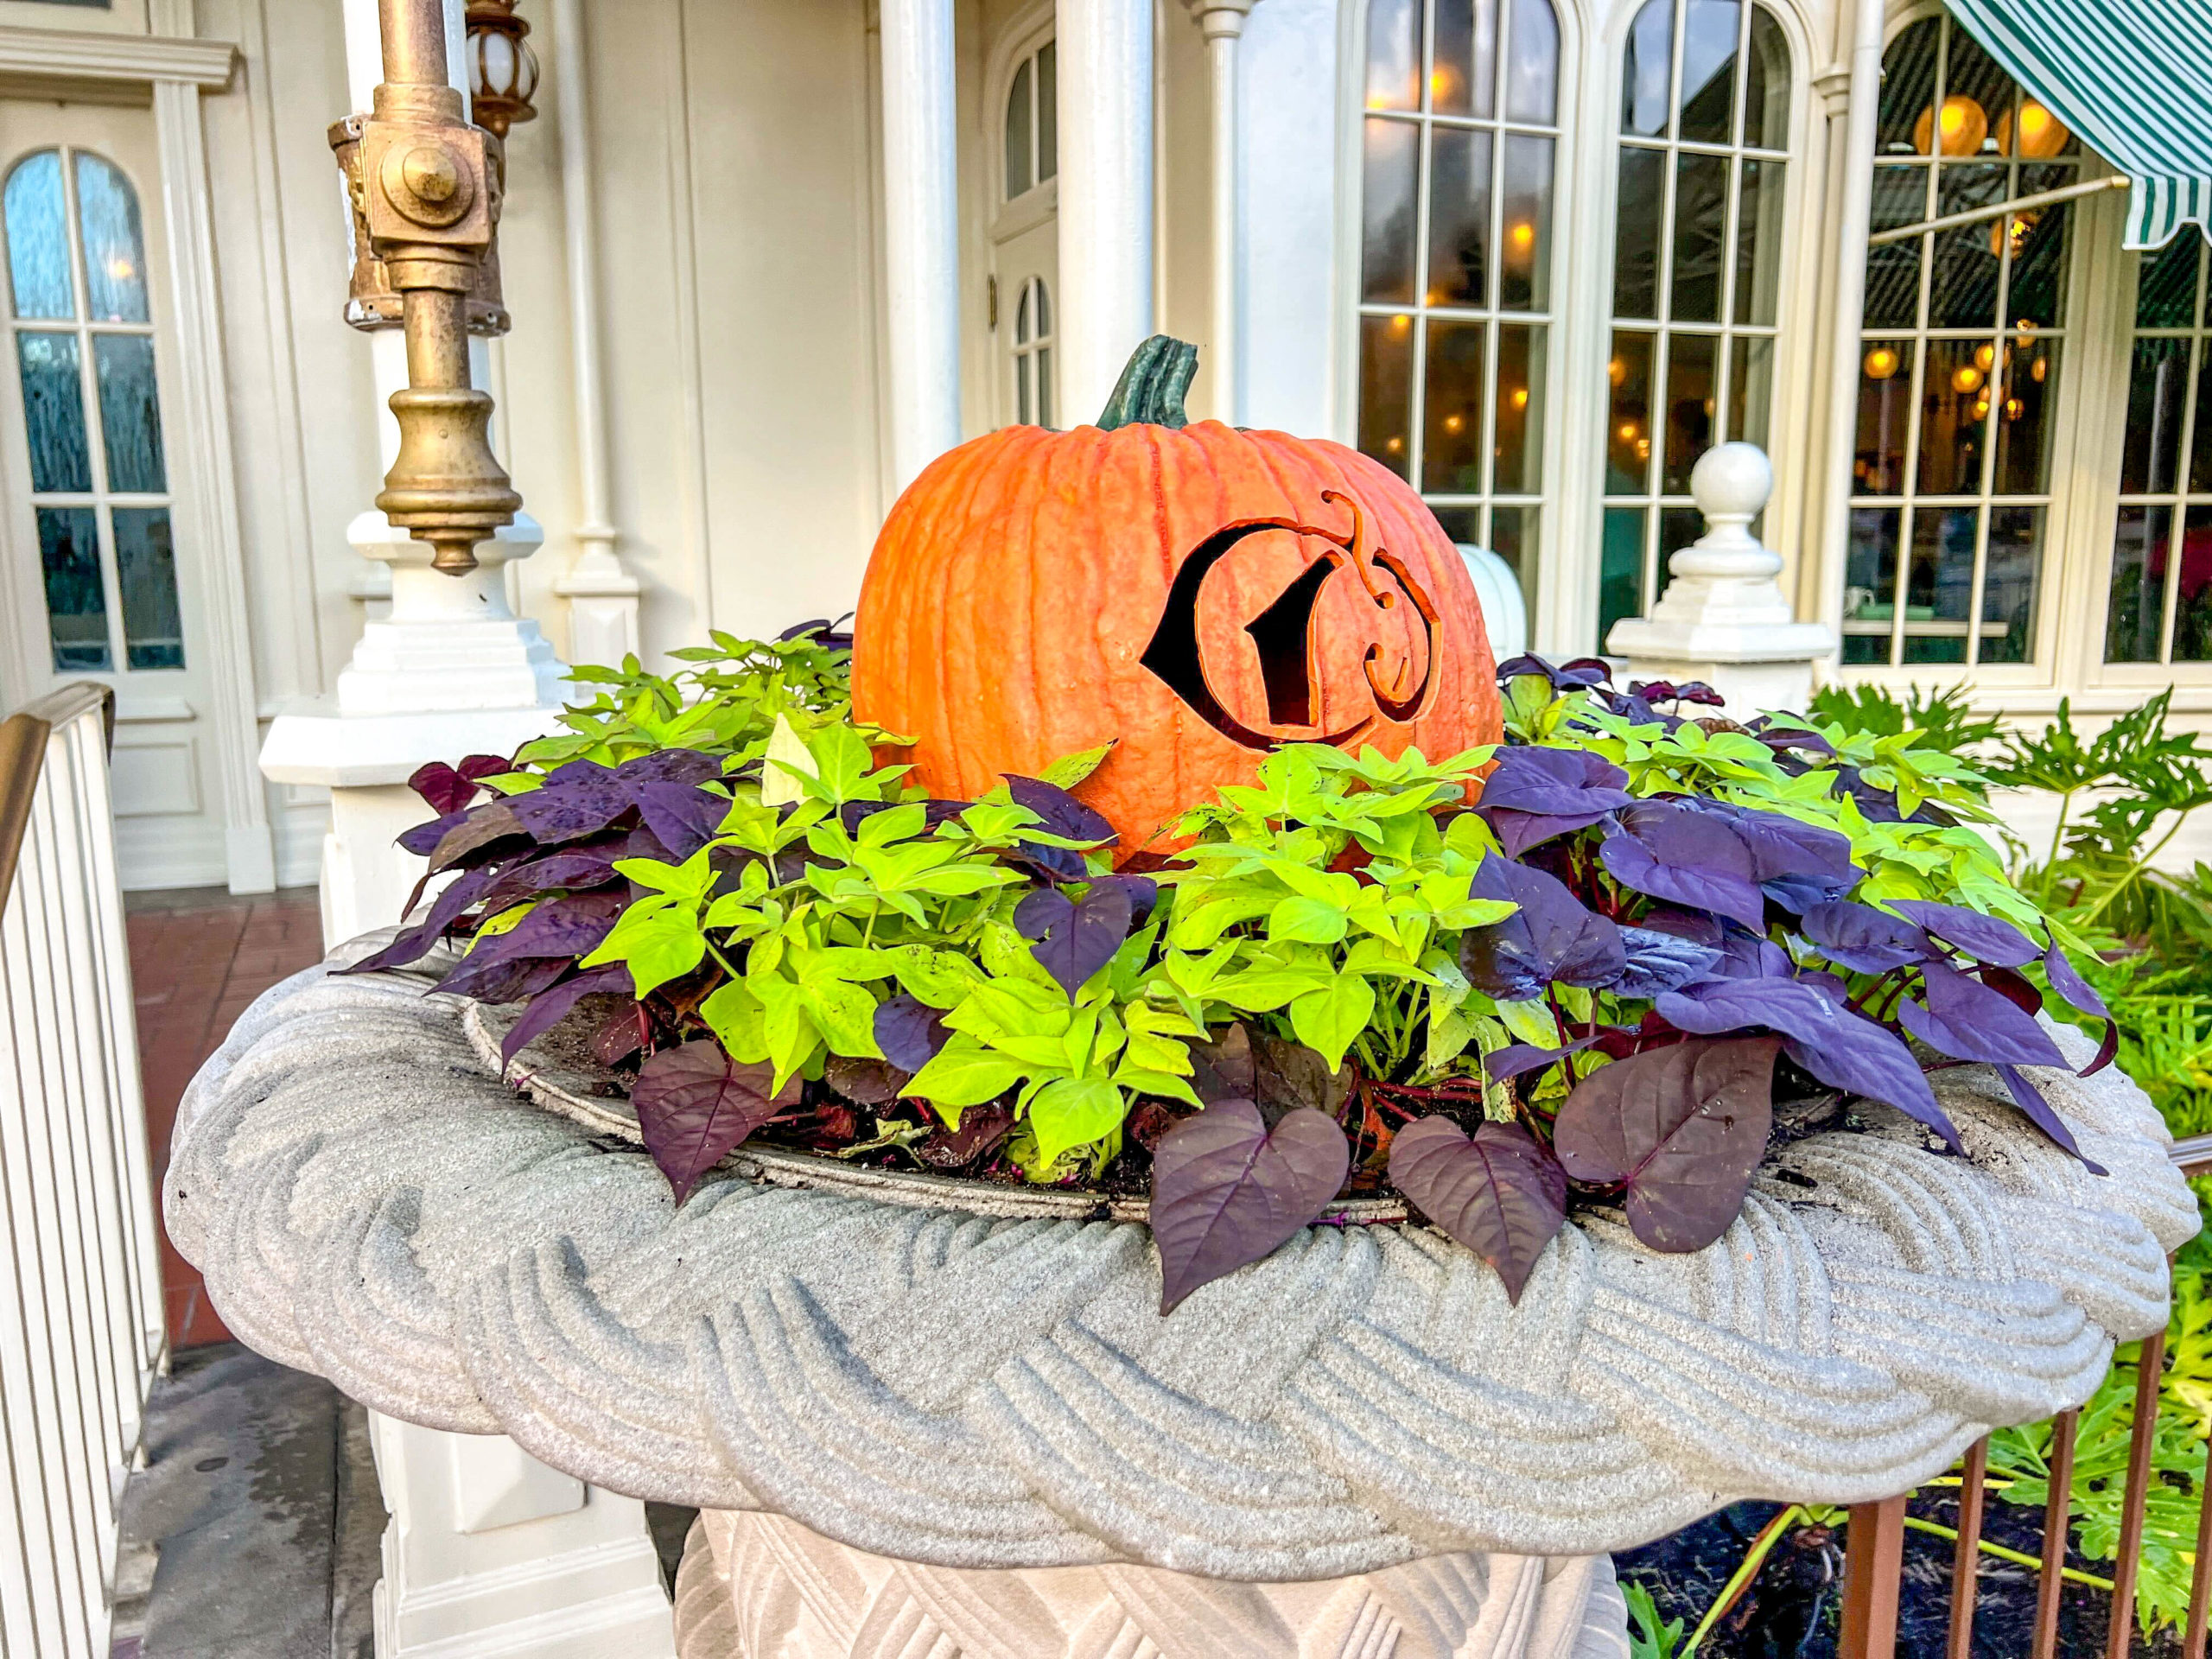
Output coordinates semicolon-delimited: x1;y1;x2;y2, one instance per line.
125;886;327;1350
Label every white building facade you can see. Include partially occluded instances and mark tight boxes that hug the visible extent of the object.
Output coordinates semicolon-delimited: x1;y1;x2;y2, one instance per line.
0;0;2203;893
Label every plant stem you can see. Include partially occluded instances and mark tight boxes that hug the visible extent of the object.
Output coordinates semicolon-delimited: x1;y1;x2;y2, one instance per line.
1897;1517;2115;1592
1681;1504;1808;1656
2075;810;2193;929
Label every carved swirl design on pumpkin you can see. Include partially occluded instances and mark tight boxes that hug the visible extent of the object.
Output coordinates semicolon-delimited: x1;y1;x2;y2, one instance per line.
1137;489;1441;753
165;945;2196;1579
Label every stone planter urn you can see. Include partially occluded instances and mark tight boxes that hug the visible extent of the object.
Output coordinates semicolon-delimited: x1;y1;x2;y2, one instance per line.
168;938;2199;1659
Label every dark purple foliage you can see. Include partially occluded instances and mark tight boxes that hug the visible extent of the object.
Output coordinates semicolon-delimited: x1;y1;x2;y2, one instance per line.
1993;1064;2107;1172
398;806;474;857
1800;901;1934;973
344;866;498;975
1014;880;1135;998
425;802;528;872
1885;900;2041;968
1090;873;1160;925
1483;1035;1599;1081
1387;1117;1567;1305
632;1040;800;1202
632;781;725;859
1897;962;2070;1070
1760;728;1835;758
1002;774;1115;845
1600;803;1768;931
1496;654;1610;690
1461;855;1626;999
408;753;512;816
511;765;632;844
1553;1037;1779;1253
1657;977;1962;1151
1612;927;1724;998
498;965;632;1067
430;952;568;1007
874;995;952;1071
1149;1098;1351;1313
1473;747;1636;855
2044;940;2120;1076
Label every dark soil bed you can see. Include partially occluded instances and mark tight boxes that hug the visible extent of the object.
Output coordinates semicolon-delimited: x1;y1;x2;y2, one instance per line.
1616;1489;2179;1657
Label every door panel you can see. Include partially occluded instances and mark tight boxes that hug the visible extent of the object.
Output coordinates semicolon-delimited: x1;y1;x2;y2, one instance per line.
0;98;228;888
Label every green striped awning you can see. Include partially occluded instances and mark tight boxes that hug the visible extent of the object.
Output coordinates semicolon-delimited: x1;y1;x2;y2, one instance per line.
1944;0;2212;248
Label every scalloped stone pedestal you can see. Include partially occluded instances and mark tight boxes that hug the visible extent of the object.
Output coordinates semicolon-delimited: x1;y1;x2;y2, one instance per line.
167;948;2198;1659
671;1512;1626;1659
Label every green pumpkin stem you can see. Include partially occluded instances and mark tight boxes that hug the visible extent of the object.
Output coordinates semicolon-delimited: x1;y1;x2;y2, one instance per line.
1096;335;1198;430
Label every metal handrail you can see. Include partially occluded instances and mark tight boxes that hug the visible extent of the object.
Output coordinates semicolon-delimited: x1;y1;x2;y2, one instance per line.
0;683;113;906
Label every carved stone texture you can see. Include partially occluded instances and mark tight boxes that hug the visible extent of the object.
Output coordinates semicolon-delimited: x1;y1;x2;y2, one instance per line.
671;1510;1630;1659
166;945;2197;1582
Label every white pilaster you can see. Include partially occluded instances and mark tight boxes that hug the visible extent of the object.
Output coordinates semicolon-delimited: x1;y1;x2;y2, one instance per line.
147;22;276;893
879;0;961;489
546;0;639;664
1185;0;1253;423
367;1412;676;1659
1606;443;1837;716
1813;0;1885;656
1058;0;1155;423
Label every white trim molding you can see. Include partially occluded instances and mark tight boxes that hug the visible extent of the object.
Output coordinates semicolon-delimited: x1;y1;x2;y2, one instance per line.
152;73;276;893
0;27;235;89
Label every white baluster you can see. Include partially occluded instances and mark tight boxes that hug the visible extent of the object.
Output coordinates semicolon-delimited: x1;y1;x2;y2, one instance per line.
1605;442;1838;716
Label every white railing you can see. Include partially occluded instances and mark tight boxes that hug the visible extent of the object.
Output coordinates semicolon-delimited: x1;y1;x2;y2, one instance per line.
0;683;167;1658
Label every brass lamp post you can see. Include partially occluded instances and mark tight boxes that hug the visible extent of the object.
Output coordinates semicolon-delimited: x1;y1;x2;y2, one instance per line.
342;0;520;575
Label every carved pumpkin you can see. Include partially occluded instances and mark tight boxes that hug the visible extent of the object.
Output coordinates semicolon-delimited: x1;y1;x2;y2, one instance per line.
851;337;1503;859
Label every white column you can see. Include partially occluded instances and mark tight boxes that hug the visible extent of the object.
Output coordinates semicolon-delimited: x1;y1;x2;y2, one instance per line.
1813;0;1885;657
879;0;961;491
1606;443;1837;715
548;0;641;667
1185;0;1253;423
1058;0;1155;423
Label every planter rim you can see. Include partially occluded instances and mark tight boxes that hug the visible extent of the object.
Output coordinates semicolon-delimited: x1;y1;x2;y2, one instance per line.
461;1000;1414;1227
166;935;2201;1580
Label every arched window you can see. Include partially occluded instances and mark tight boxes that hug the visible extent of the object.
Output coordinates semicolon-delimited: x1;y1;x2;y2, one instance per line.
1004;39;1057;203
3;146;181;673
1353;0;1561;607
2103;238;2212;664
1012;276;1054;427
1598;0;1791;650
1843;14;2076;669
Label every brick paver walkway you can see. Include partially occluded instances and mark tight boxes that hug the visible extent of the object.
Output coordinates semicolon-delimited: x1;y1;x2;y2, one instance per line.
127;887;324;1349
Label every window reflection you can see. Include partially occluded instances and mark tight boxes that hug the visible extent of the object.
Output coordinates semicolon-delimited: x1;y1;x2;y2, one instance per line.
2106;234;2212;666
1599;0;1792;645
1355;0;1560;624
1851;15;2074;670
3;145;182;674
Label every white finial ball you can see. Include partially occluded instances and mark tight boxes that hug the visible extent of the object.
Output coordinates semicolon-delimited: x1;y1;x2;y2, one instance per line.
1689;442;1772;521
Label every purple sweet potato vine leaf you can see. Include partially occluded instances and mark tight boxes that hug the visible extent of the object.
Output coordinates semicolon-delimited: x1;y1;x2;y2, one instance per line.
632;1040;801;1202
1388;1118;1567;1304
1150;1099;1351;1313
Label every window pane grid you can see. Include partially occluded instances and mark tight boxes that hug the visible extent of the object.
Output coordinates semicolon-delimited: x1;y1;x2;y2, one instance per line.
1599;0;1792;650
1845;16;2072;671
1356;0;1561;611
2106;239;2212;666
3;145;180;674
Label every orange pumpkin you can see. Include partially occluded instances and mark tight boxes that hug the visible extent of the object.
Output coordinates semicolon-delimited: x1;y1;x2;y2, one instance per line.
851;338;1502;860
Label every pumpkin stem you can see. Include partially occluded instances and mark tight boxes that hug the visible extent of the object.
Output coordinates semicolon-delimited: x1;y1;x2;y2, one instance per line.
1096;336;1198;430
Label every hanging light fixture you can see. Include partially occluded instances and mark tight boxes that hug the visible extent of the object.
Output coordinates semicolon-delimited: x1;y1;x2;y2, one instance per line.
466;0;540;138
1913;93;1988;157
